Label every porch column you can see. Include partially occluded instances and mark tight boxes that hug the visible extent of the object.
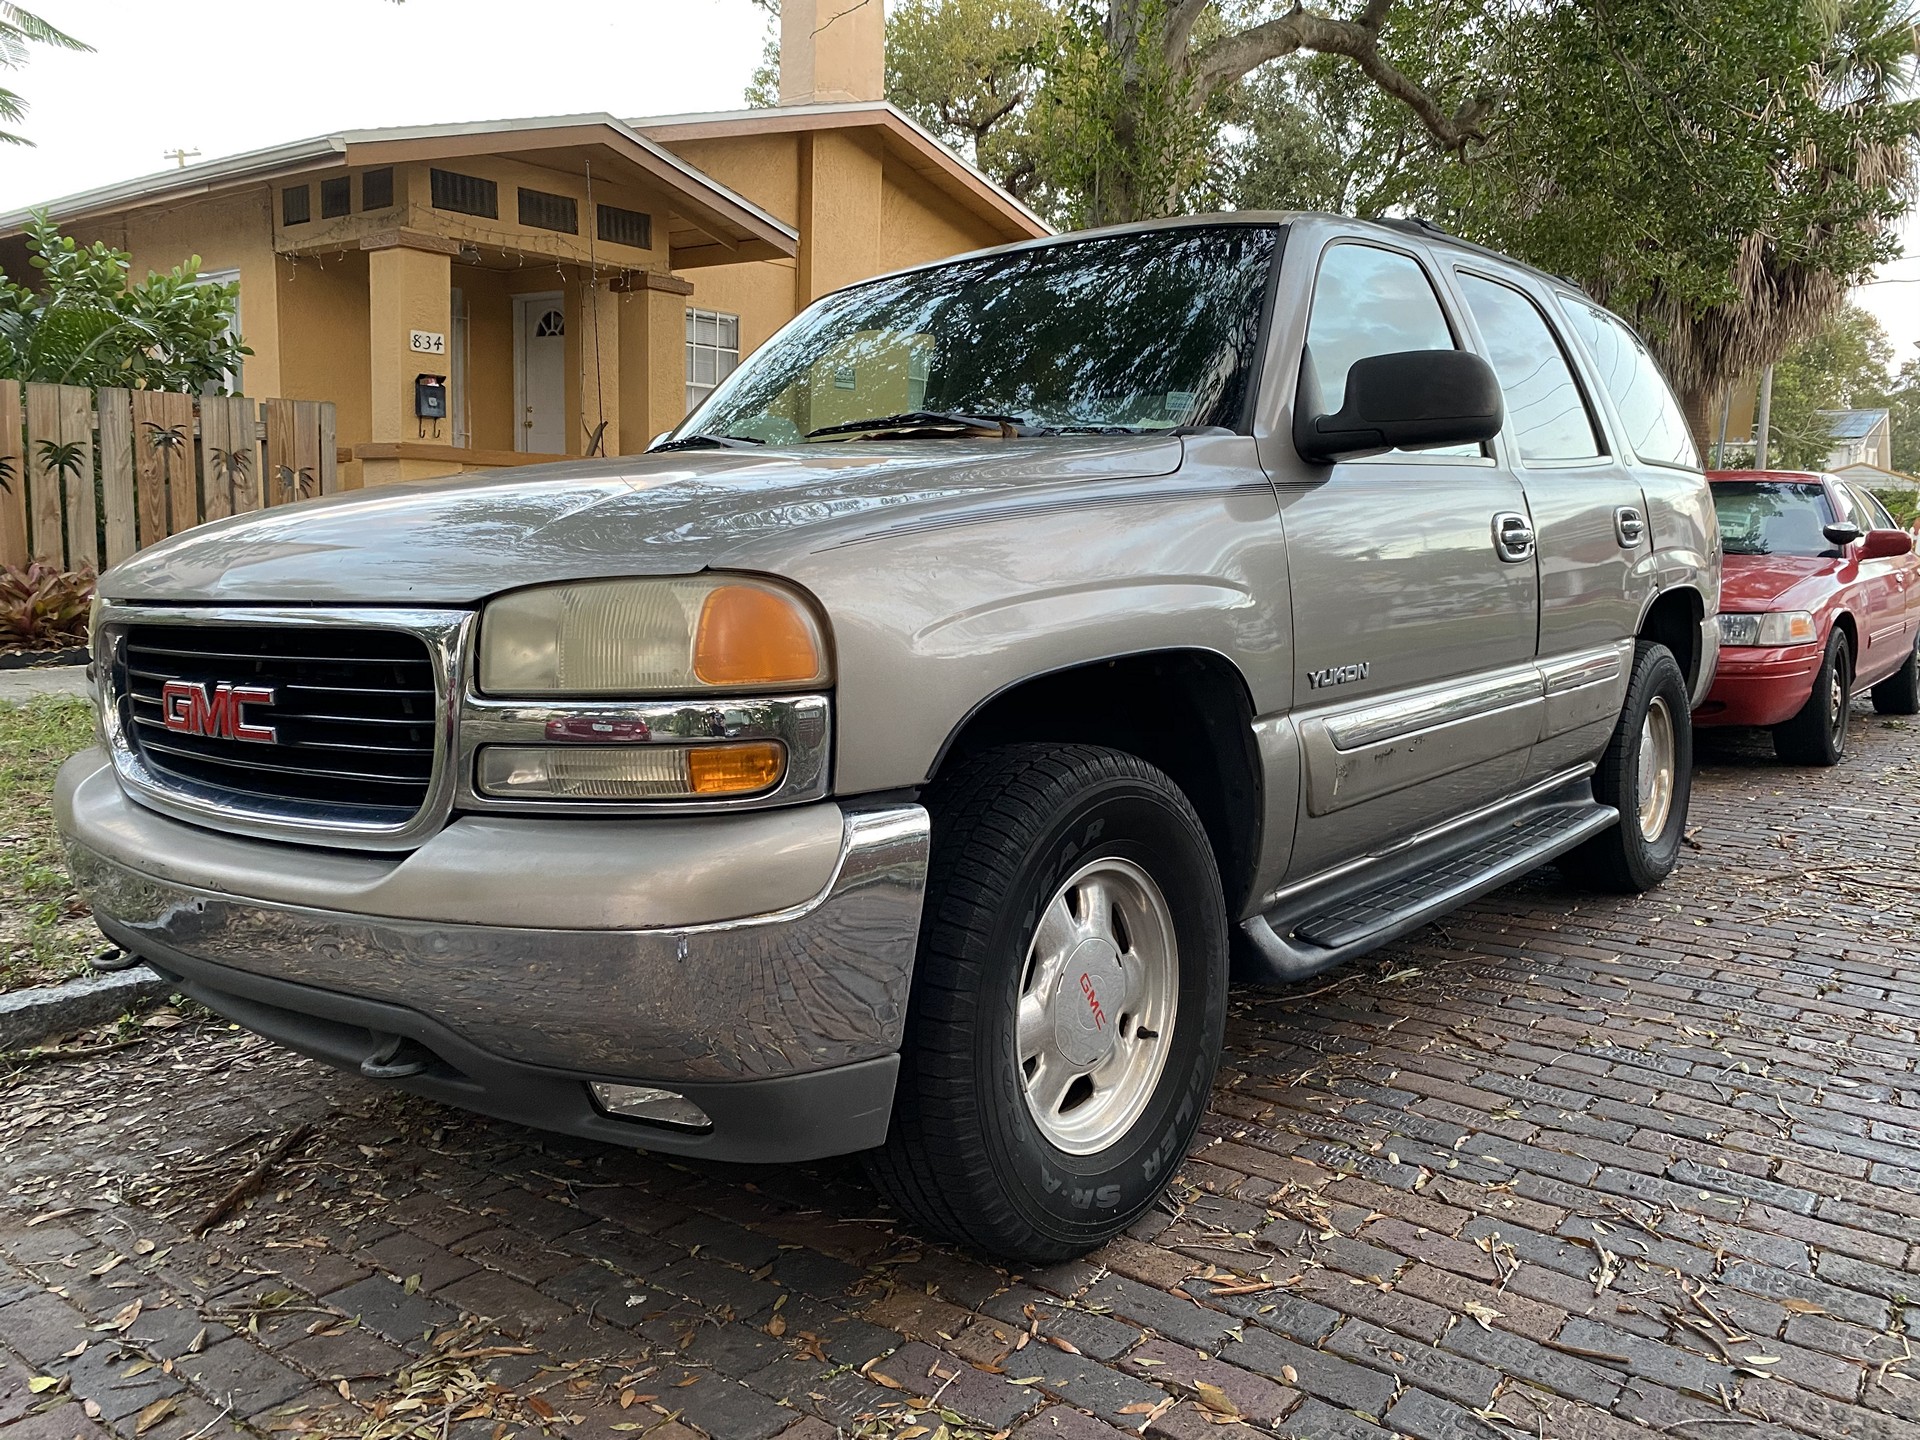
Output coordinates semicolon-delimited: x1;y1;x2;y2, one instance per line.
362;229;456;487
578;278;621;456
615;271;695;454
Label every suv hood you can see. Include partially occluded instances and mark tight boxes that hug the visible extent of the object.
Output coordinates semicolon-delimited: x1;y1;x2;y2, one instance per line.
102;437;1183;605
1719;553;1835;611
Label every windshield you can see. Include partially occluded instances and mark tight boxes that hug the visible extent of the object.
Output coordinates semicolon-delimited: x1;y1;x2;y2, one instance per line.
674;225;1281;445
1714;481;1837;557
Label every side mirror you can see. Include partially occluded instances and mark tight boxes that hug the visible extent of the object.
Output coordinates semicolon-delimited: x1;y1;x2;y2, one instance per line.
1861;527;1916;561
1295;349;1504;464
1823;521;1864;549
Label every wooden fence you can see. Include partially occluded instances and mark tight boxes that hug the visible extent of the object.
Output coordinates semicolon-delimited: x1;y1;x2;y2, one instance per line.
0;383;337;572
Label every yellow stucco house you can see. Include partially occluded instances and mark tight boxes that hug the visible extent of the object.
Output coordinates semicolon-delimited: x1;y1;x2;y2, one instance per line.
0;1;1047;488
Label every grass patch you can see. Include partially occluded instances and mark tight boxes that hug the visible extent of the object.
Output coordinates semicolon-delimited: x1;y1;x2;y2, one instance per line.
0;696;99;990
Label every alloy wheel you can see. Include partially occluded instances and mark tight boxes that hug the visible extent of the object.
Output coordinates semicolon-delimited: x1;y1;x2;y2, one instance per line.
1016;857;1178;1155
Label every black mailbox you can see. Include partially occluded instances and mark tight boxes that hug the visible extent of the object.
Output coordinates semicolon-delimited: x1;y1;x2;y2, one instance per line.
414;374;448;420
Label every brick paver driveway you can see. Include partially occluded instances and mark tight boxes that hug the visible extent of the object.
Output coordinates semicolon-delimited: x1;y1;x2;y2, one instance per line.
1;710;1916;1440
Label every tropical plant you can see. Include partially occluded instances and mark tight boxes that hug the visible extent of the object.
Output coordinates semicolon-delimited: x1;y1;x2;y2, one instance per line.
272;463;317;503
0;213;248;391
0;560;91;650
0;5;88;147
1759;305;1897;470
144;420;189;484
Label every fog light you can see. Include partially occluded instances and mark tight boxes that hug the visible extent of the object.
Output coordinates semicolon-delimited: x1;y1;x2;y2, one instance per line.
590;1083;713;1131
476;742;785;799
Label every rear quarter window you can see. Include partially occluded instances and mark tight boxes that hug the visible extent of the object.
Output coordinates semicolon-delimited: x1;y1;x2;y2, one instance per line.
1560;298;1700;470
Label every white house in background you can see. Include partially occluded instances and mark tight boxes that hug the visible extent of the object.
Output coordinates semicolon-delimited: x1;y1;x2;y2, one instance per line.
1822;407;1892;470
1833;460;1919;497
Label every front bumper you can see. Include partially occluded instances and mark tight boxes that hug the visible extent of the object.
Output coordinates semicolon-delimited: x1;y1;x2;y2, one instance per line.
1693;643;1821;729
58;749;930;1162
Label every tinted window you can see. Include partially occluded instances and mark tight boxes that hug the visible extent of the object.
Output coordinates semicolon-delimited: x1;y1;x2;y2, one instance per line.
1561;300;1700;469
684;226;1279;443
1714;481;1835;557
1304;243;1455;414
1458;274;1600;463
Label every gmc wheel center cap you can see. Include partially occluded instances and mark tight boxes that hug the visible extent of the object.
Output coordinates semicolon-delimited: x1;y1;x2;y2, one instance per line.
1053;938;1125;1068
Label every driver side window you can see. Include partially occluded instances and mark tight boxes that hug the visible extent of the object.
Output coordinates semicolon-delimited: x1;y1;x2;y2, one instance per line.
1304;243;1457;414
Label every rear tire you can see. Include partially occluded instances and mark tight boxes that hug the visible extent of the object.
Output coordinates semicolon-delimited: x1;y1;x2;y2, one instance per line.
866;744;1228;1261
1561;642;1692;894
1773;629;1852;765
1870;635;1919;715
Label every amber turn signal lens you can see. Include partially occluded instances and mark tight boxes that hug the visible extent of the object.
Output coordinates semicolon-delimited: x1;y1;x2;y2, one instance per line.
688;741;786;795
693;584;825;687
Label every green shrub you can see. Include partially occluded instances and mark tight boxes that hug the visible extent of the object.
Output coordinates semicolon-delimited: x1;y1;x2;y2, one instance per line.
0;562;93;651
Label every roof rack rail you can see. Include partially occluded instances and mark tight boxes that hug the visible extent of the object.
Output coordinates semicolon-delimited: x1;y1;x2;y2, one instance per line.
1368;215;1582;291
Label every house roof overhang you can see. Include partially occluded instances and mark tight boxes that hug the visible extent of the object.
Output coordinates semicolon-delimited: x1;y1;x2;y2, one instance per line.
632;101;1051;245
0;113;797;264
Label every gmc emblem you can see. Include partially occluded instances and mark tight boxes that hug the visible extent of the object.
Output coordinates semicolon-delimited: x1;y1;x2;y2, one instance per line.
161;680;278;745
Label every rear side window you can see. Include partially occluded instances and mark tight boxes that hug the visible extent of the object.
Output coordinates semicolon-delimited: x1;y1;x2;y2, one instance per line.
1304;243;1456;414
1561;299;1700;470
1457;273;1600;463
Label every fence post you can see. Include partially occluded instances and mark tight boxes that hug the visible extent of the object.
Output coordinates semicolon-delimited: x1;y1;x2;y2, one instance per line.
0;382;24;569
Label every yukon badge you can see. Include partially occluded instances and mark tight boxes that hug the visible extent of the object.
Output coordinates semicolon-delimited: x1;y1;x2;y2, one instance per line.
1308;662;1371;690
161;680;279;744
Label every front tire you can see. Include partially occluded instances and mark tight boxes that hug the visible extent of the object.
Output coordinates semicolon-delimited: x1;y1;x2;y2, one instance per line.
1773;629;1852;765
867;745;1228;1261
1561;641;1692;894
1870;634;1919;715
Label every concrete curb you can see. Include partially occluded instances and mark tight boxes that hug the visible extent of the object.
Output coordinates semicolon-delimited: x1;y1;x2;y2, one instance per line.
0;966;173;1051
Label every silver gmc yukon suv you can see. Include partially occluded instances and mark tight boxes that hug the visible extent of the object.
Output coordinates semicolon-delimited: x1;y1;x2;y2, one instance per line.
59;215;1718;1260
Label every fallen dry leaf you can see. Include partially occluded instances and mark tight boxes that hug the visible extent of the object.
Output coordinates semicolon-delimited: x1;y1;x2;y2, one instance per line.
1194;1381;1241;1418
134;1396;177;1435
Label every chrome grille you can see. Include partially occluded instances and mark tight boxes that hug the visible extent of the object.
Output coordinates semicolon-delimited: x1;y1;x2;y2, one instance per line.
100;604;468;851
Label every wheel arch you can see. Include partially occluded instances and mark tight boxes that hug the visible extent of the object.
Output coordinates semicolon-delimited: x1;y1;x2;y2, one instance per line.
926;649;1263;917
1638;587;1707;694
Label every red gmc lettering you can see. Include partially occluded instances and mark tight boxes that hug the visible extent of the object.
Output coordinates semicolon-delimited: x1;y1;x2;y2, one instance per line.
1079;972;1107;1030
161;680;278;744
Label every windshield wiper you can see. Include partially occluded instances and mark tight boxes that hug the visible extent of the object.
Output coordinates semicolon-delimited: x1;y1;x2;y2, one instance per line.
806;410;1033;440
649;432;765;452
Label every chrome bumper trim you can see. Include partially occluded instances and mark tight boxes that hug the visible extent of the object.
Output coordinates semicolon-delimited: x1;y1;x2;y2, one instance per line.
66;802;930;1081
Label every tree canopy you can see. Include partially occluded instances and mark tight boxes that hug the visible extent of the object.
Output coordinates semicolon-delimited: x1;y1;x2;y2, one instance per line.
0;4;87;146
855;0;1920;445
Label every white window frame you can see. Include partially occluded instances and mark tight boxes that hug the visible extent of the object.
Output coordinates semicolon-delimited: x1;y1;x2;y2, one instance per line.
196;267;242;394
686;308;740;413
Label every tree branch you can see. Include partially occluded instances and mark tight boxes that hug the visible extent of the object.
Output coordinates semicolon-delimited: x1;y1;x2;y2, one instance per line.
1184;4;1488;152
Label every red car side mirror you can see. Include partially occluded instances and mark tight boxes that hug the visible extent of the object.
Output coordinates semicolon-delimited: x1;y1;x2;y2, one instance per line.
1861;528;1917;560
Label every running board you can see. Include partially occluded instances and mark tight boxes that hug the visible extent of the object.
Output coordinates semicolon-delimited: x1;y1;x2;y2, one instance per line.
1239;783;1617;984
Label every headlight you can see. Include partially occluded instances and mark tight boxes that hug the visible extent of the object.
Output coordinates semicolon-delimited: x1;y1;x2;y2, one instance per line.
1717;611;1817;647
479;576;829;696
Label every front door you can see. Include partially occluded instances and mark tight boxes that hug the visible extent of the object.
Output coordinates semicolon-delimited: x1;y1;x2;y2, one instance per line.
1279;238;1542;879
514;292;566;454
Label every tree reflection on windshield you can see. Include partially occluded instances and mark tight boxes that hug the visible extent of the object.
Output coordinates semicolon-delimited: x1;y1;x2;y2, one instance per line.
677;225;1281;445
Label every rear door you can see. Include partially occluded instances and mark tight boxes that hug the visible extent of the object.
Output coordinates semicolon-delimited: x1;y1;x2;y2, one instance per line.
1449;267;1648;778
1276;236;1542;877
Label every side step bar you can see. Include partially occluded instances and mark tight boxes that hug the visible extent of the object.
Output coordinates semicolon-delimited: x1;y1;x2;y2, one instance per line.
1239;780;1617;984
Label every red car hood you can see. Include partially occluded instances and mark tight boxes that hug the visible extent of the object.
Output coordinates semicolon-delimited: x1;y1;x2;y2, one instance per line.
1719;553;1832;610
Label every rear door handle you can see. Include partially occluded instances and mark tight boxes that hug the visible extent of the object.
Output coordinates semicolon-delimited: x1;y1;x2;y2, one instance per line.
1616;506;1647;547
1493;512;1536;563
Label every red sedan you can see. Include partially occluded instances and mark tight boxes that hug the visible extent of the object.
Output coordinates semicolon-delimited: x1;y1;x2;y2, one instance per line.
1696;470;1919;764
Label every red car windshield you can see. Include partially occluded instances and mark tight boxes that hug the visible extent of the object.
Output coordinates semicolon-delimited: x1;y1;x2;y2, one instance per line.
1715;481;1836;558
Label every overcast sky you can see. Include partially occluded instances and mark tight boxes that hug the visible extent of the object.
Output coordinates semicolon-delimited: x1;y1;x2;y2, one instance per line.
0;0;768;205
5;0;1919;365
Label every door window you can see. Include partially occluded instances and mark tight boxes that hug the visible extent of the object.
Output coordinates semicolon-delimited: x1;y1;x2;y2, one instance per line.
1457;274;1600;463
1303;243;1457;414
1559;299;1699;470
1848;483;1899;531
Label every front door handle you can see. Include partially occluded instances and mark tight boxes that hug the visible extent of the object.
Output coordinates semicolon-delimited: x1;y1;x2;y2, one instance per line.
1493;511;1536;563
1616;505;1647;547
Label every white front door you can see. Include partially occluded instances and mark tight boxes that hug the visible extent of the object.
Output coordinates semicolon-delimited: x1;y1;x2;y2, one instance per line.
514;292;566;454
